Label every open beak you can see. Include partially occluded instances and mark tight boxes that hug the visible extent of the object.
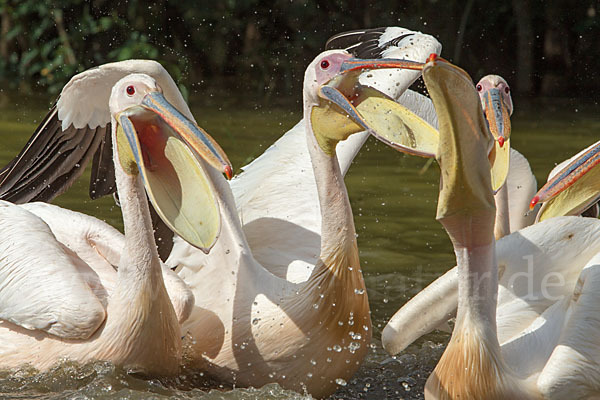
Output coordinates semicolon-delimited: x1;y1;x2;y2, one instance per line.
313;57;440;157
531;140;600;222
481;88;512;192
325;54;511;196
115;91;232;253
420;57;495;235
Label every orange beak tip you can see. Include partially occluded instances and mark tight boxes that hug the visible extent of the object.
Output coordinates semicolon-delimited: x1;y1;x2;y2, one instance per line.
224;165;233;180
427;53;438;63
529;195;540;210
498;136;505;147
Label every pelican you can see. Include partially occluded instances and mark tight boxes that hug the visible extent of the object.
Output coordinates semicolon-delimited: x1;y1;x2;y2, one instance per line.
168;50;446;398
382;55;600;399
0;74;232;375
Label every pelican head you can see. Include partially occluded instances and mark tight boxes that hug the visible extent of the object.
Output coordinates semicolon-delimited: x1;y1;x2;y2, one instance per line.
303;49;427;155
531;139;600;221
110;73;232;253
476;75;513;192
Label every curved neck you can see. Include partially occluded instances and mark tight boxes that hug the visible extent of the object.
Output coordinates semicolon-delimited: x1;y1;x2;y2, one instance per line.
441;212;498;338
427;212;527;398
304;104;358;275
111;128;165;299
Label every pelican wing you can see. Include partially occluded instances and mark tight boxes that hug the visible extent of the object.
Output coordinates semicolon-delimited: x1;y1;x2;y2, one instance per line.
327;26;443;102
0;60;193;257
0;201;107;339
382;216;600;355
1;60;190;204
0;107;107;203
18;202;194;325
535;251;600;398
506;149;538;231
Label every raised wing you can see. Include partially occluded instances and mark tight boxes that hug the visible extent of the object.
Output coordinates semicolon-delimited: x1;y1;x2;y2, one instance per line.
326;27;442;101
0;107;109;203
0;60;191;257
1;59;191;203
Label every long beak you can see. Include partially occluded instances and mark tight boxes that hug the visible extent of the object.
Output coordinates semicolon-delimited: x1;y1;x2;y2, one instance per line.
339;57;425;73
116;91;232;253
315;57;440;157
422;58;496;239
141;92;233;179
531;140;600;222
482;88;511;192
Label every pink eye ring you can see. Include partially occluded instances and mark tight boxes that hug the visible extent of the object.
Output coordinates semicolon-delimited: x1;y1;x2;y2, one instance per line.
126;85;135;96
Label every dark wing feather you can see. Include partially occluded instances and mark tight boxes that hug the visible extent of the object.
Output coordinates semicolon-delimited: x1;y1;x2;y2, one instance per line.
89;127;116;200
0;106;106;203
149;204;174;261
325;27;415;59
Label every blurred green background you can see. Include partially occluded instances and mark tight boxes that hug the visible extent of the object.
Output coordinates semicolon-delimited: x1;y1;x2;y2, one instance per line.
0;0;598;104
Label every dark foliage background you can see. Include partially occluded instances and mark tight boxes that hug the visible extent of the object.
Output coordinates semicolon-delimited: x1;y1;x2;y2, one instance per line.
0;0;598;103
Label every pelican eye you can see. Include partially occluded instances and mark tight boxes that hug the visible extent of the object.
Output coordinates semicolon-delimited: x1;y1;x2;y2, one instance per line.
504;86;510;94
126;85;135;96
320;60;330;69
476;84;482;92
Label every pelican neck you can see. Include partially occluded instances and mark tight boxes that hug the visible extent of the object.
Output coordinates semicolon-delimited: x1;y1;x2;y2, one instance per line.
304;103;358;274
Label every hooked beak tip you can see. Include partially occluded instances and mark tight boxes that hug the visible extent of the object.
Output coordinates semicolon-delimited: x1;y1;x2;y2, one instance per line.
529;195;540;210
498;136;505;147
427;53;438;63
224;165;233;180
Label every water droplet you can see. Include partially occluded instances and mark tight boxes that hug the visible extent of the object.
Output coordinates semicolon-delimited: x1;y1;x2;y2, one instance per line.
354;288;365;295
306;372;313;378
252;318;260;325
348;342;361;353
333;345;342;352
310;359;317;365
335;378;347;386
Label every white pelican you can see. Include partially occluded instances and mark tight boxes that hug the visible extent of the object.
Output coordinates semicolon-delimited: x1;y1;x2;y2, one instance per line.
0;73;232;375
168;49;444;398
383;55;600;399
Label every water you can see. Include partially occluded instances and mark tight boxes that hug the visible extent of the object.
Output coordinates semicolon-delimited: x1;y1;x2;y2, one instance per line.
0;92;597;399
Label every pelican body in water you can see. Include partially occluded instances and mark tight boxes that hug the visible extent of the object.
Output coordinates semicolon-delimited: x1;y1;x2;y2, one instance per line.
0;74;231;375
